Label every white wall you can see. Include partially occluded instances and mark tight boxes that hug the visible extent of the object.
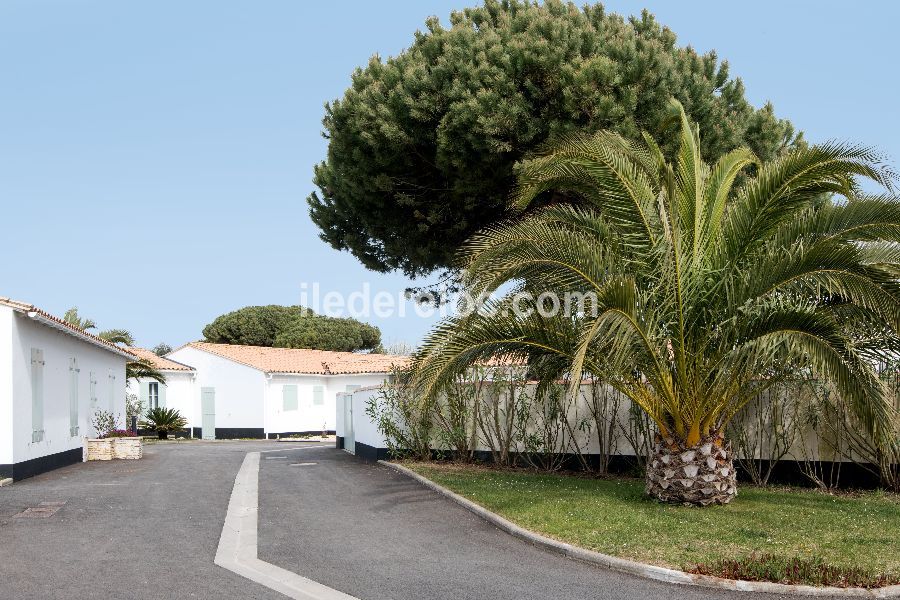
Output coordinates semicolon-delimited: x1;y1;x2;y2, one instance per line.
349;386;387;449
6;308;128;465
0;308;14;465
166;346;266;431
265;372;390;436
126;370;196;429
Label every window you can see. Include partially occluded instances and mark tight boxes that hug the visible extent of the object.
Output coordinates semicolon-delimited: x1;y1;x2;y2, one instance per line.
31;348;44;442
312;385;324;406
283;385;298;411
69;357;80;437
148;382;159;410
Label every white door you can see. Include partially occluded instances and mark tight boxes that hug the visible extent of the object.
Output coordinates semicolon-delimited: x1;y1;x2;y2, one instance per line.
343;393;355;454
201;387;216;440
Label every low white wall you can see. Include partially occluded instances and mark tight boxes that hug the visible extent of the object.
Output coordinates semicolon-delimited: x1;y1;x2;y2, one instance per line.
351;386;387;449
341;379;863;465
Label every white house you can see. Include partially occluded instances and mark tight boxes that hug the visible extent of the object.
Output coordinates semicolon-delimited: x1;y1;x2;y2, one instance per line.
160;342;407;439
0;298;133;480
125;347;196;432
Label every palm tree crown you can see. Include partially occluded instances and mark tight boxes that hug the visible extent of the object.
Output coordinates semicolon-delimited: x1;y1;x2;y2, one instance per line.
413;99;899;455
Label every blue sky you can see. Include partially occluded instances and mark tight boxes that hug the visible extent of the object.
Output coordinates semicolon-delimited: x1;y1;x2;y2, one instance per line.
1;1;898;350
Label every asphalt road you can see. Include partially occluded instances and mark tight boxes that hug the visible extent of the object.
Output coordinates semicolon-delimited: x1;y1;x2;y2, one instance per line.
258;447;799;600
0;442;824;600
0;440;292;600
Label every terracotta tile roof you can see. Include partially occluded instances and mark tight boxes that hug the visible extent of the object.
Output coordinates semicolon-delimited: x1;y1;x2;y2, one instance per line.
125;347;195;372
0;297;137;359
186;342;409;375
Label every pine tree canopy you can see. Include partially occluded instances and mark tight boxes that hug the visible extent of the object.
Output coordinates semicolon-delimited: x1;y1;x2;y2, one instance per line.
308;0;801;277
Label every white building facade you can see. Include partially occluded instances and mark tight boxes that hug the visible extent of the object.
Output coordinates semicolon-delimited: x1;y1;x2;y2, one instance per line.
0;298;132;480
157;342;405;439
125;347;196;433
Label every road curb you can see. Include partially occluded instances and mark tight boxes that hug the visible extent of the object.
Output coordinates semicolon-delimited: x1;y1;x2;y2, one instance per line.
379;460;900;598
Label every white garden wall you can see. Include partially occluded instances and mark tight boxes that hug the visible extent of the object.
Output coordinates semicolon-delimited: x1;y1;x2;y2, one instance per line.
338;378;888;484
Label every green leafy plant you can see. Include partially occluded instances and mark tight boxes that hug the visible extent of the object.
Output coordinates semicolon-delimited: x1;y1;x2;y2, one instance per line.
309;0;801;277
412;98;900;506
141;407;187;440
202;304;381;351
63;306;166;384
90;409;119;438
365;369;432;460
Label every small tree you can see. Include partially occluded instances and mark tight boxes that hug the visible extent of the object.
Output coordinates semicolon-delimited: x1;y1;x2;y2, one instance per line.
152;343;173;356
202;305;381;352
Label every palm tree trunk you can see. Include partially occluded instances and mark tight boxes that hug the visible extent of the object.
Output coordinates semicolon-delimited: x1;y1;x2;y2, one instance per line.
646;432;737;506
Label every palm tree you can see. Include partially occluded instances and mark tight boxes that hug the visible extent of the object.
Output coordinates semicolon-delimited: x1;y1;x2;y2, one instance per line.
63;307;96;331
64;307;163;384
63;307;135;345
412;99;900;506
125;358;166;385
96;328;136;346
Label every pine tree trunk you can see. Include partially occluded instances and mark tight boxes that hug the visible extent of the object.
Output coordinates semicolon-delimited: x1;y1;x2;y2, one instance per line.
645;432;737;506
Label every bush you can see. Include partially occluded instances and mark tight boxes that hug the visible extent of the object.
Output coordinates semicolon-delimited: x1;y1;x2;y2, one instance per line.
103;429;137;438
365;370;432;460
141;407;187;440
91;409;119;438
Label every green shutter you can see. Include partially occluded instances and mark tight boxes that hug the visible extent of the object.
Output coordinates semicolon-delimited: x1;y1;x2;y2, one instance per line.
69;357;80;437
312;385;324;406
108;372;116;411
31;348;44;442
158;383;167;408
140;381;150;409
89;372;98;409
283;385;298;411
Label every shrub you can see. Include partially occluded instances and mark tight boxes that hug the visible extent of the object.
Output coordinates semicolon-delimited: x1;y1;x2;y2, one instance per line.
141;407;187;440
103;429;137;438
365;369;432;460
90;410;119;438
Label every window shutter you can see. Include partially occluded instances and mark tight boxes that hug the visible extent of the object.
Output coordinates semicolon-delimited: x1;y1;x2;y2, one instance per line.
108;372;116;412
345;384;361;393
158;383;167;408
89;372;98;409
312;385;324;406
31;348;44;442
140;381;150;408
282;385;298;411
69;357;80;437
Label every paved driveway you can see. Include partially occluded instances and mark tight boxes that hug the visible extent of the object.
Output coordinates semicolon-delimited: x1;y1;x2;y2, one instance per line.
0;442;803;599
0;441;293;600
258;447;794;600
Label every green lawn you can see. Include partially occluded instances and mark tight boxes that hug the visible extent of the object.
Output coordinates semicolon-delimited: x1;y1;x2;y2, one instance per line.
405;462;900;579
